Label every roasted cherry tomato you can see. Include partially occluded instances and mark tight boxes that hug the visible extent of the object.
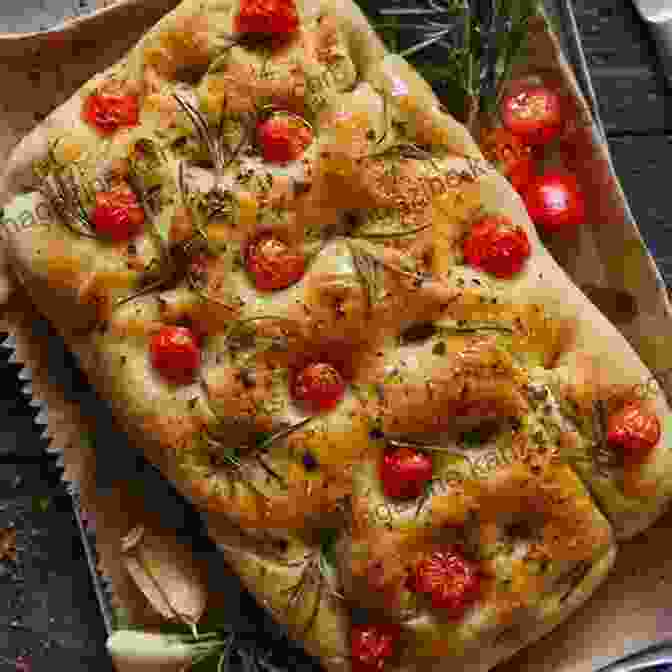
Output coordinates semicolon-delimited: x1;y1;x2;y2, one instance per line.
501;85;563;146
150;326;201;384
245;234;305;290
292;362;345;412
257;114;313;163
350;623;401;672
462;215;531;278
522;171;585;234
479;127;535;193
92;186;145;241
411;548;481;615
235;0;299;37
380;446;433;500
607;403;661;456
82;92;139;135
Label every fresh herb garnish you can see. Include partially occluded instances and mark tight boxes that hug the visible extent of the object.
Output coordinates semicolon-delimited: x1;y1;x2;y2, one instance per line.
279;533;344;636
173;92;252;179
40;166;98;239
461;428;486;447
374;0;540;128
347;239;425;311
437;321;514;335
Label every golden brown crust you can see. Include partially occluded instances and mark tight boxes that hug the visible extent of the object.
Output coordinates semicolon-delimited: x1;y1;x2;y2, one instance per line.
1;0;670;670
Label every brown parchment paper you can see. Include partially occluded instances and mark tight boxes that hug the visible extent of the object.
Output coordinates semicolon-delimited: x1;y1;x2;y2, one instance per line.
0;3;672;672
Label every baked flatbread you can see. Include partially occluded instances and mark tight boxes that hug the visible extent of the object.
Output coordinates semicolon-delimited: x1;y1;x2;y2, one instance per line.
1;1;670;671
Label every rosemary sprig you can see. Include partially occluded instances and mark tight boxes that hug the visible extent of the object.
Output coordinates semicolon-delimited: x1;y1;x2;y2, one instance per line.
203;433;271;502
279;535;344;637
388;438;468;456
347;240;387;311
365;142;434;162
173;93;252;179
216;316;299;366
352;222;433;241
347;240;425;310
255;417;316;453
201;416;317;494
187;263;239;313
374;0;540;127
437;322;515;335
114;172;180;308
41;168;98;239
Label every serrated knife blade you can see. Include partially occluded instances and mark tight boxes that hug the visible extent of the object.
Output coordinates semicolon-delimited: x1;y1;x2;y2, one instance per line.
630;0;672;85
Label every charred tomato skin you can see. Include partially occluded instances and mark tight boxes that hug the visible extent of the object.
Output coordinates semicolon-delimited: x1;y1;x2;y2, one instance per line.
411;548;481;615
462;215;531;278
235;0;299;37
82;93;139;135
350;623;401;672
292;362;346;412
501;85;563;146
522;171;586;234
380;446;433;500
245;234;306;291
607;403;661;456
92;187;145;241
150;326;201;384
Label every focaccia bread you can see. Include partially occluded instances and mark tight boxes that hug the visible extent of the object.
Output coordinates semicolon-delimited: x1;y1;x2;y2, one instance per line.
1;1;671;671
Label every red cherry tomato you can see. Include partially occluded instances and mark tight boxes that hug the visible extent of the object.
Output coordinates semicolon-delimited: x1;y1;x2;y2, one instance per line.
522;171;585;234
411;548;481;615
506;155;536;194
350;623;400;672
380;446;433;500
257;114;313;163
92;186;145;241
150;326;201;384
235;0;299;37
607;403;661;456
462;215;531;278
292;362;345;412
479;127;536;194
501;85;563;146
82;93;139;135
245;234;305;291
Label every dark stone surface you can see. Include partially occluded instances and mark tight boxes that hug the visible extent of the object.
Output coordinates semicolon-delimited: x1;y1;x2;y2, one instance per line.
0;1;670;670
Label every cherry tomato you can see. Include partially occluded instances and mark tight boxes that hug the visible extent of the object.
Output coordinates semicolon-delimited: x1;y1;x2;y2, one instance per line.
501;85;563;146
292;362;345;412
245;234;305;290
257;114;313;163
350;623;401;672
92;186;145;241
150;326;201;384
82;93;139;135
380;446;433;500
507;158;536;194
479;127;535;194
411;548;481;615
522;171;585;234
235;0;299;37
607;403;661;456
462;215;531;278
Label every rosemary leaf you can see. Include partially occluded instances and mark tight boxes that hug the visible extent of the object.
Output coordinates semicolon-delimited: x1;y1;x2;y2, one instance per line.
372;0;540;125
256;417;316;453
